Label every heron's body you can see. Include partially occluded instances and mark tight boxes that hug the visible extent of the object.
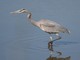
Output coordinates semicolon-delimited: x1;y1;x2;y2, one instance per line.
11;8;70;41
36;19;69;34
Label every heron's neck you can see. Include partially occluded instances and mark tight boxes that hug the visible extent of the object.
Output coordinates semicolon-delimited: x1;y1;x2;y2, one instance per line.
27;13;38;26
27;13;32;19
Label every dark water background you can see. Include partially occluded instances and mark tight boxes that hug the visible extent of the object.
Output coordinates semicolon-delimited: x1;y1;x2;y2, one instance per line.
0;0;80;60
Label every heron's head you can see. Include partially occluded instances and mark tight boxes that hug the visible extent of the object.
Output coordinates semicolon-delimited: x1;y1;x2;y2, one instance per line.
10;8;30;14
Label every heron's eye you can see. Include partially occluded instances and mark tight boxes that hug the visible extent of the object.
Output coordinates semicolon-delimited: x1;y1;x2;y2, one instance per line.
21;9;26;11
20;9;25;12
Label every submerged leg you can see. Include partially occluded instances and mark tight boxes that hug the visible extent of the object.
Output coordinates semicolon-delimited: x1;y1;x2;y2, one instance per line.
48;37;54;55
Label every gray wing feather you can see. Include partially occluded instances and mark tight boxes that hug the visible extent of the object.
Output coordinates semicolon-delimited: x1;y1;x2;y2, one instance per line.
38;19;70;33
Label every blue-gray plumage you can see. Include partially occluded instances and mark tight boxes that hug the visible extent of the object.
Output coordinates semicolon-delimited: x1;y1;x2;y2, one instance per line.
11;8;70;41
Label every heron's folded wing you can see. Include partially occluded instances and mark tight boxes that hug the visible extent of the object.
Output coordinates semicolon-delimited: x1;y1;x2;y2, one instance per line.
39;19;70;34
40;24;59;33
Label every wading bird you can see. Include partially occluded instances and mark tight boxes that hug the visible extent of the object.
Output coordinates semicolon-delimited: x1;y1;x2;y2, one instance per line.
11;8;70;41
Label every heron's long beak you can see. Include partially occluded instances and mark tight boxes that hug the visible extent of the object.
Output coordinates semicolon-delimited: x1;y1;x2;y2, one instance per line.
10;10;21;14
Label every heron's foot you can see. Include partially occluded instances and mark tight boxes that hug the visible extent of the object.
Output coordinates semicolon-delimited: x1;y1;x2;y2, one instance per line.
48;41;53;46
48;41;53;52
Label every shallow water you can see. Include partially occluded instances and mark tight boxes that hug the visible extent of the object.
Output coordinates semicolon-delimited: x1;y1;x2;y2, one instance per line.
0;0;80;60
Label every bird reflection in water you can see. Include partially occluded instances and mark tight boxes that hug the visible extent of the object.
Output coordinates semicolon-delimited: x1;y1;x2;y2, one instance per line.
47;41;71;60
47;56;71;60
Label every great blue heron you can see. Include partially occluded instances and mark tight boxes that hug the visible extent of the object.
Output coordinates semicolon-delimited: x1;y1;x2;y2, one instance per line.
11;8;70;41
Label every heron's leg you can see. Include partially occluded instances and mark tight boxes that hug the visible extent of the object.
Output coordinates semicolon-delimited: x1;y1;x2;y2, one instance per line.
55;34;61;40
48;38;53;55
48;41;53;55
49;34;53;41
50;36;53;41
49;34;53;45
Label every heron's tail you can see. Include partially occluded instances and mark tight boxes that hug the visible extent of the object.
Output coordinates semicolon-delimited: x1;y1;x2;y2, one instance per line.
61;27;71;34
67;29;71;34
64;28;71;34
